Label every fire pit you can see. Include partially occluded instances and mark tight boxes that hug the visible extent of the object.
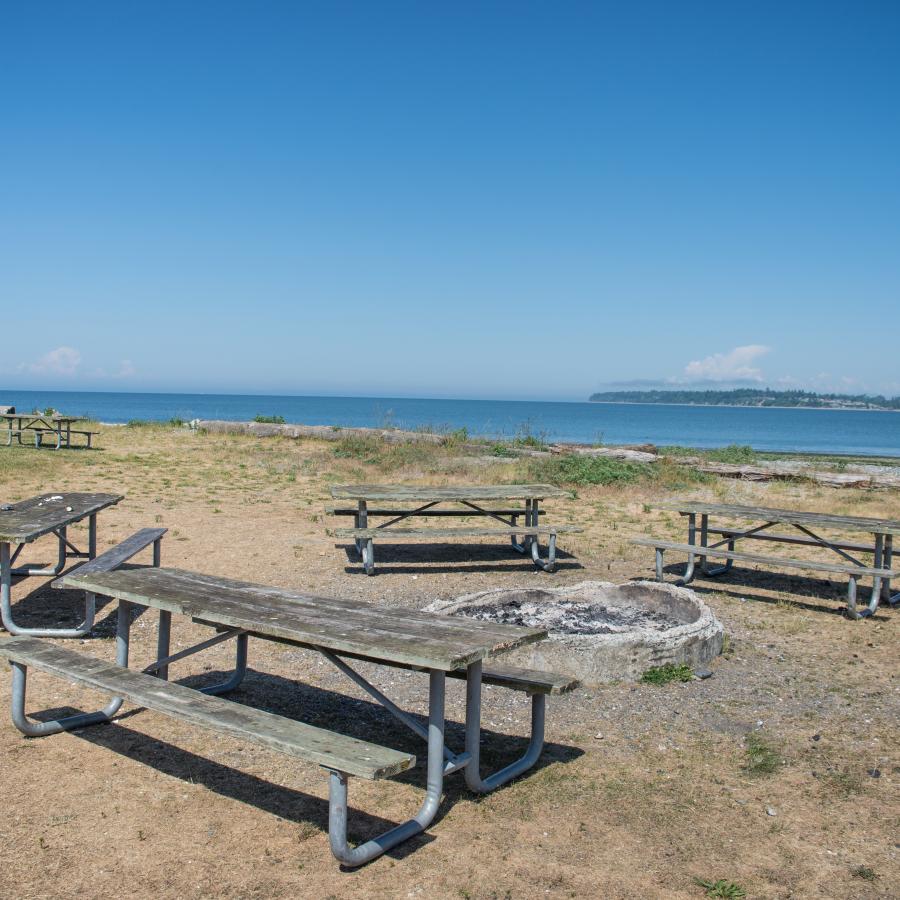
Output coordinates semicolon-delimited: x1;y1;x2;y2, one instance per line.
425;581;724;686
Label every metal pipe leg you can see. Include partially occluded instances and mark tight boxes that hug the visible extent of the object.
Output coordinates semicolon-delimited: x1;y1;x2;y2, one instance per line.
10;527;68;577
703;539;734;577
678;553;697;586
88;515;97;560
1;541;96;638
845;576;866;619
9;600;130;736
201;634;249;695
530;532;557;572
156;610;172;680
884;535;899;605
328;669;446;867
464;660;545;793
362;539;375;575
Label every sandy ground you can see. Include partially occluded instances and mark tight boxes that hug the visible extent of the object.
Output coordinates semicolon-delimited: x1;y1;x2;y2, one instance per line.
0;426;896;899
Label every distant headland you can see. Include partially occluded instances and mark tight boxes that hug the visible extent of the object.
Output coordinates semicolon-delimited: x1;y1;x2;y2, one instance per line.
588;388;900;411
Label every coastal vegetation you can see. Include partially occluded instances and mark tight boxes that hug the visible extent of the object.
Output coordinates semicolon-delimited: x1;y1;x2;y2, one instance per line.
588;387;900;410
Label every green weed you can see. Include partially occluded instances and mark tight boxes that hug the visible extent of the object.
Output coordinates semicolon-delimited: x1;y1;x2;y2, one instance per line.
640;663;693;685
694;878;746;899
743;733;781;776
705;444;757;464
253;415;286;424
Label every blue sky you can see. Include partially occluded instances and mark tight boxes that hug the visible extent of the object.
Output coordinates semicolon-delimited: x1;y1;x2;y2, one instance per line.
2;1;898;400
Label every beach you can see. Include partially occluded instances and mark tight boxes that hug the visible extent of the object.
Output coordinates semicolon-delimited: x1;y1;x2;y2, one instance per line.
0;424;896;898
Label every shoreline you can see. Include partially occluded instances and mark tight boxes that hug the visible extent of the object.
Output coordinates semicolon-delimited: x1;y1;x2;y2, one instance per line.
588;400;899;413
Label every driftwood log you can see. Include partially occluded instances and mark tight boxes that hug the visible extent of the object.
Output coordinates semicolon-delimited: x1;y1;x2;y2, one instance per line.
195;420;445;444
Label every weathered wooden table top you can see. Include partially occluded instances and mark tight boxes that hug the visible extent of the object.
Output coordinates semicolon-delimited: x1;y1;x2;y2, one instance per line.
0;493;124;544
654;500;900;536
0;413;82;423
60;567;547;671
329;483;572;502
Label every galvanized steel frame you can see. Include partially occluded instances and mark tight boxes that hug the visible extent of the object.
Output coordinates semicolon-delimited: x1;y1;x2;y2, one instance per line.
660;510;895;619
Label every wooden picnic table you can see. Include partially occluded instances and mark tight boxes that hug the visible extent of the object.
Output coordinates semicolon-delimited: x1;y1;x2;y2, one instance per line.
329;483;581;574
43;565;567;864
0;492;123;635
642;500;900;617
2;412;99;449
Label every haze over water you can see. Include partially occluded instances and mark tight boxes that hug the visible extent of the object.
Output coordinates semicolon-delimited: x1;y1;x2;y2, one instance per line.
4;390;898;456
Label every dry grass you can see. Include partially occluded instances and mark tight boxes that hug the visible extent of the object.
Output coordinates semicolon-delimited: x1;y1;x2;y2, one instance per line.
0;424;897;899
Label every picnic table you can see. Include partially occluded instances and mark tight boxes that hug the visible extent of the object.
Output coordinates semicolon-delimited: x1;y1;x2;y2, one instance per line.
633;500;900;618
3;565;576;865
0;492;123;636
329;483;582;574
2;412;99;449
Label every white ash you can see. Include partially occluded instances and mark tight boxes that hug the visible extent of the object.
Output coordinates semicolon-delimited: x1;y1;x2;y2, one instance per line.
456;595;682;635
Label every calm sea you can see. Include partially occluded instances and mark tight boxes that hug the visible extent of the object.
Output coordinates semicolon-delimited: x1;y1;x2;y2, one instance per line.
3;390;898;456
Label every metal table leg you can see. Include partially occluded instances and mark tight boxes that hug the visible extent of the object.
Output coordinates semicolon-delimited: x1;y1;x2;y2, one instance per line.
463;659;545;792
328;669;446;867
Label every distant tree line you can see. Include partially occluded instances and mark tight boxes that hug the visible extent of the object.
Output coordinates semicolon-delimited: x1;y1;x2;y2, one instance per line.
588;388;900;410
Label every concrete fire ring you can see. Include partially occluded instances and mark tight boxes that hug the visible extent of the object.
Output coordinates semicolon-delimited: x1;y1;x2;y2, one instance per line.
425;580;725;686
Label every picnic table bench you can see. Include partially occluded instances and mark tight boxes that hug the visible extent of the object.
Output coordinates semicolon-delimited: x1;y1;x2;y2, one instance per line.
1;413;99;449
3;566;577;866
329;483;582;574
632;501;900;618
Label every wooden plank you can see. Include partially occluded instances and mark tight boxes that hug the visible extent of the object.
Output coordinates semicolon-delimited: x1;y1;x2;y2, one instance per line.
329;484;573;502
705;529;874;554
0;493;124;544
0;638;414;779
326;506;538;517
51;528;167;588
653;501;900;536
334;526;582;538
630;538;896;576
448;664;578;695
58;567;547;671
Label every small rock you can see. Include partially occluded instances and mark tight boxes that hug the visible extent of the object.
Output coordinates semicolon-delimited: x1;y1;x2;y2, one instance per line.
593;732;604;740
868;769;881;778
812;734;821;741
766;807;778;817
694;669;713;680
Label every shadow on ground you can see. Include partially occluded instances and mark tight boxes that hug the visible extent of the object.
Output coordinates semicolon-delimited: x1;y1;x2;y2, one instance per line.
338;540;583;575
23;670;581;863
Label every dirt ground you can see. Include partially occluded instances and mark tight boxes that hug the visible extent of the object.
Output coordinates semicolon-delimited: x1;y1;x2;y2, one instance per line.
0;425;896;899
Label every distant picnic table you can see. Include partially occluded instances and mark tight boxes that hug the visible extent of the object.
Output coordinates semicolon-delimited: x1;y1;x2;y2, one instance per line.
632;500;900;618
328;483;582;574
2;412;99;449
0;492;123;636
0;565;578;865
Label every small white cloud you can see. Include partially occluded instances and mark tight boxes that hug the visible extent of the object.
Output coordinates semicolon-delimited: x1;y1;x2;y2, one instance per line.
680;345;771;383
116;360;136;378
26;346;82;376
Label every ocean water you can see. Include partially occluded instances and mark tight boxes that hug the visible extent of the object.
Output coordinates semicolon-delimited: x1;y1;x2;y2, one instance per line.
3;390;898;456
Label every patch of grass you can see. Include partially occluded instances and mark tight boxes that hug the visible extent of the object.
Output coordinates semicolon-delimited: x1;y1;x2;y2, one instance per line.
530;454;648;486
126;419;150;427
490;443;518;458
442;426;469;447
821;766;864;797
253;414;286;424
849;865;878;881
640;663;693;685
705;444;757;464
512;421;549;450
169;417;185;427
743;733;781;776
694;878;747;898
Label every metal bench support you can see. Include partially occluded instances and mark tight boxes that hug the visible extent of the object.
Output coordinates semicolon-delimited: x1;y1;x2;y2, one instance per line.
328;669;446;867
